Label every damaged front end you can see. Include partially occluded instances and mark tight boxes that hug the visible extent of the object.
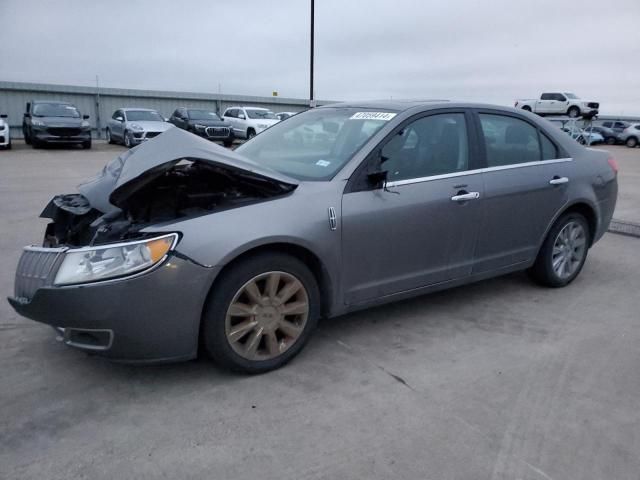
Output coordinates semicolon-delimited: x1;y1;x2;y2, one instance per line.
39;128;298;249
7;128;298;361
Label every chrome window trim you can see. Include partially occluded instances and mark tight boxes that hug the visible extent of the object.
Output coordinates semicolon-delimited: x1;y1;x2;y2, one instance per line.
385;158;572;188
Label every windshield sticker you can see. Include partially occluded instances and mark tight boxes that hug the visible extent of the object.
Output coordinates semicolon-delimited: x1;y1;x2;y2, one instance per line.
349;112;397;121
316;160;331;167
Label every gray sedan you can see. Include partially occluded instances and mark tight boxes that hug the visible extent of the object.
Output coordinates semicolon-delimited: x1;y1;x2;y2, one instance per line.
8;101;618;373
106;108;174;147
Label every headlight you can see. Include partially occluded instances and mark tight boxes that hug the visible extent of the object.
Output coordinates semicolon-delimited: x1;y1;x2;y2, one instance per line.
130;123;143;131
54;234;178;286
32;119;46;127
81;120;90;128
194;124;206;130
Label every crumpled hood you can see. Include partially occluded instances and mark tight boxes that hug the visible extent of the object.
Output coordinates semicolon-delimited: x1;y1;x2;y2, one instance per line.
77;127;298;212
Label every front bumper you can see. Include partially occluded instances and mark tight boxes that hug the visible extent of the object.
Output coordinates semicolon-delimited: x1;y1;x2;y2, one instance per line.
192;127;234;143
32;127;91;144
7;253;219;363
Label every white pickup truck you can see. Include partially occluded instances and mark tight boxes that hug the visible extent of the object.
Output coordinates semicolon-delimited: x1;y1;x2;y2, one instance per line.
514;92;599;118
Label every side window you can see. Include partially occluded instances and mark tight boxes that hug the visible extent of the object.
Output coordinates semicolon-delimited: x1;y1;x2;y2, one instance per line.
541;93;552;100
555;93;566;101
112;110;121;120
540;132;559;160
381;113;469;182
602;122;612;128
224;109;234;118
479;114;541;166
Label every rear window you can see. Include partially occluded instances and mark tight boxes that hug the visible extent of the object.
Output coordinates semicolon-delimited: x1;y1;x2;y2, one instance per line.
479;114;541;166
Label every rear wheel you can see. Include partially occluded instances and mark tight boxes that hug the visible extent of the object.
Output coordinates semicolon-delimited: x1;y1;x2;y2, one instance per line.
568;106;580;118
626;136;638;148
202;253;320;373
528;212;590;288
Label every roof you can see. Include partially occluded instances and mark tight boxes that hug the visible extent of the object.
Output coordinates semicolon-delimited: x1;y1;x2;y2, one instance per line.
319;99;514;112
119;107;158;112
32;99;74;104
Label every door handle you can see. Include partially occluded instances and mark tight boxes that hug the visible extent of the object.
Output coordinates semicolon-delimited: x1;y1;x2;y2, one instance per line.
451;191;480;202
549;177;569;185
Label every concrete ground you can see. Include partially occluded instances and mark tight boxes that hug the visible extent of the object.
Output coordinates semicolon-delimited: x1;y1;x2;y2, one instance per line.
1;141;639;479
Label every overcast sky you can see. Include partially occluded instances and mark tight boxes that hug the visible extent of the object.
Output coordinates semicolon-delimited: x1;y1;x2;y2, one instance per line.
2;0;639;114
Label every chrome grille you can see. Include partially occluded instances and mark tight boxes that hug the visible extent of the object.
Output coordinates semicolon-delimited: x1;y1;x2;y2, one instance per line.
205;127;230;138
14;247;66;300
587;102;599;109
145;131;161;139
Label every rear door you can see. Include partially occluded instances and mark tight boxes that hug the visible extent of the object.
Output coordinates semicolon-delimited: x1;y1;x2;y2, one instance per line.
341;110;484;304
473;110;572;273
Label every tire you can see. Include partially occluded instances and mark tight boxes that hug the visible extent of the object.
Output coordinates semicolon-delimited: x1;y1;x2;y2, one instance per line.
626;136;638;148
82;139;92;149
521;106;532;112
567;106;580;118
246;128;256;140
202;252;320;373
528;212;590;288
23;128;32;145
124;130;133;148
32;138;43;149
6;140;11;150
606;136;616;145
577;136;586;145
106;128;114;144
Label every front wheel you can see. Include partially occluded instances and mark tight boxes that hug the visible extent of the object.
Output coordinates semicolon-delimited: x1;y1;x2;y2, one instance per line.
106;129;114;144
567;106;580;118
626;136;638;148
528;213;590;288
124;130;133;148
246;128;256;140
202;253;320;373
82;139;92;149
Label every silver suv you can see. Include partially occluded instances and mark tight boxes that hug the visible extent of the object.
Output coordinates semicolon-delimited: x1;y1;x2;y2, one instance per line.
619;123;640;148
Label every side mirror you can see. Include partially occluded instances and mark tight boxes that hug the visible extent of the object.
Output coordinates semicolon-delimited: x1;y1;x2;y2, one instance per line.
367;170;388;189
83;115;90;120
238;114;246;120
115;116;124;122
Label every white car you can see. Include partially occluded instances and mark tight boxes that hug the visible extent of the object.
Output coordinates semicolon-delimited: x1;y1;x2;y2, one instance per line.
0;114;10;149
514;92;599;118
222;106;280;140
619;123;640;148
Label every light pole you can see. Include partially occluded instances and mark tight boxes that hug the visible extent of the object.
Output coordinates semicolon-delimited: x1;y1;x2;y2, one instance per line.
309;0;315;107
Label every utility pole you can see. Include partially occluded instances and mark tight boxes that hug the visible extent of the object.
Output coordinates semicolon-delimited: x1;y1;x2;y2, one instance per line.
309;0;315;107
95;75;101;139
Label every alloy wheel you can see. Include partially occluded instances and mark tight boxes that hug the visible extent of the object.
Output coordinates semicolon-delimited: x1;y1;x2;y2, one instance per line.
551;221;587;279
225;271;309;361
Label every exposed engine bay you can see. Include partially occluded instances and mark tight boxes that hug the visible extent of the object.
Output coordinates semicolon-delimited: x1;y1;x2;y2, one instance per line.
41;160;295;248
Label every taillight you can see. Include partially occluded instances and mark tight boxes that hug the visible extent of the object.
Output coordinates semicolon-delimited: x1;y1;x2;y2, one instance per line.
607;157;618;174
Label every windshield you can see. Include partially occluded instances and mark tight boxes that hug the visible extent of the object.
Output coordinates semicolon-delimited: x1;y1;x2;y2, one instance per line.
32;103;80;118
125;110;164;122
246;109;278;120
236;107;396;181
187;109;221;121
565;93;579;99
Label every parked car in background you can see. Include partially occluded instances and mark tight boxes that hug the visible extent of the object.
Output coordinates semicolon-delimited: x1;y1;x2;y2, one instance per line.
22;101;91;149
584;125;618;145
515;92;599;118
0;114;10;149
169;108;234;147
8;102;618;373
619;123;640;148
222;106;280;139
106;108;173;148
276;112;297;121
560;127;603;145
600;120;629;134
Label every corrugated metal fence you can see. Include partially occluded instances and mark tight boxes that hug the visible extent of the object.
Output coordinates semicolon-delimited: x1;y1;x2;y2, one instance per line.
0;81;333;139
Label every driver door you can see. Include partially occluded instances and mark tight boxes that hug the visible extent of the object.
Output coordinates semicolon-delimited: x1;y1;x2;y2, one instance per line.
341;110;483;305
